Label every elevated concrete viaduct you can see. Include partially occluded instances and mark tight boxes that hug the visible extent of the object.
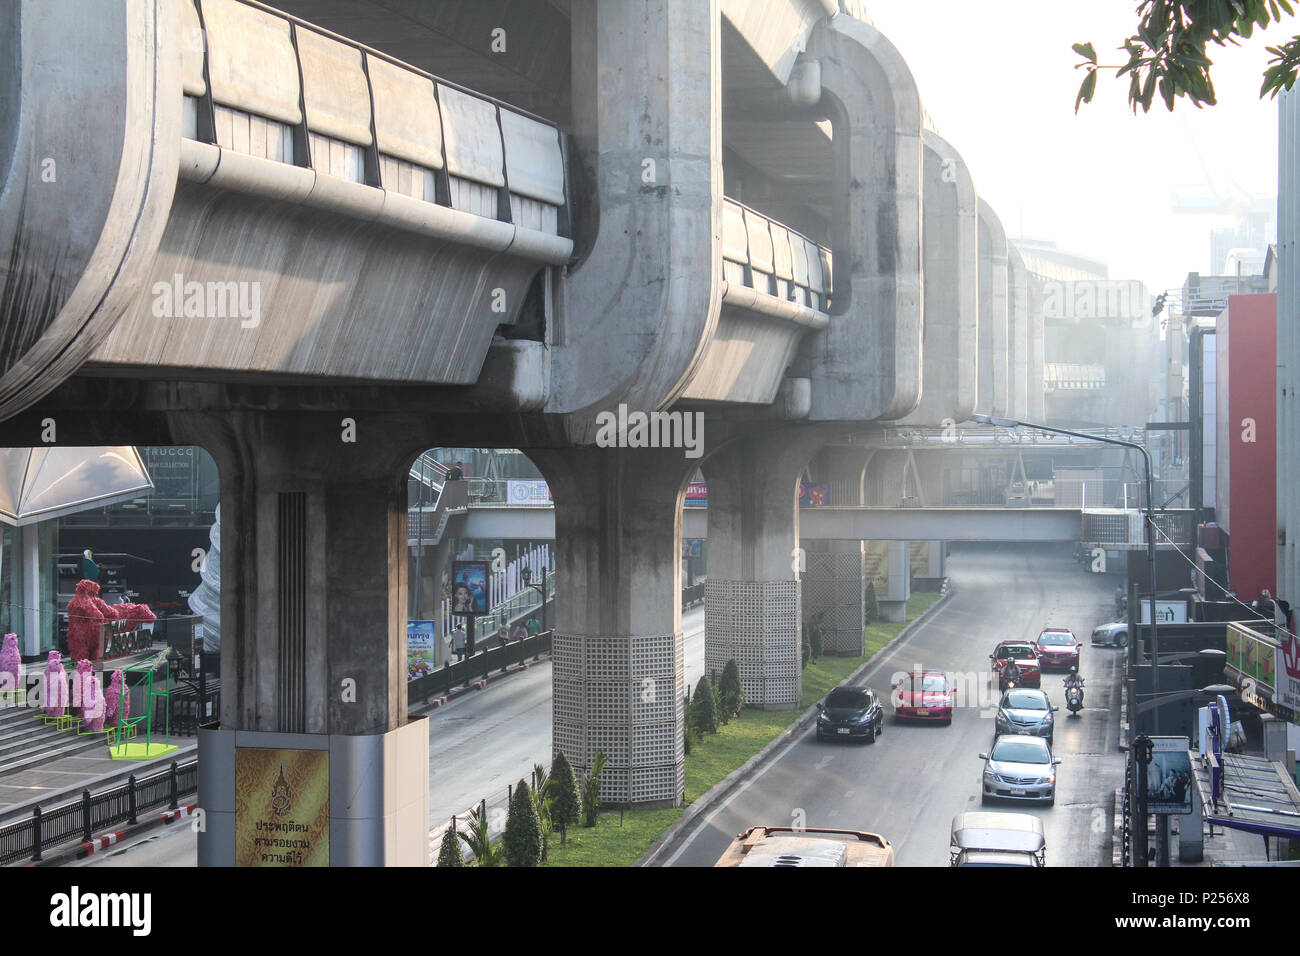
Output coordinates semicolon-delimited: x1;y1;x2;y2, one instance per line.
0;0;1047;862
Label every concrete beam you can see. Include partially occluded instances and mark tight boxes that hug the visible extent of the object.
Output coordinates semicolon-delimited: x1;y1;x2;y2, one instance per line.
977;199;1009;418
899;129;978;426
798;506;1081;541
0;0;182;422
548;0;723;441
805;17;924;421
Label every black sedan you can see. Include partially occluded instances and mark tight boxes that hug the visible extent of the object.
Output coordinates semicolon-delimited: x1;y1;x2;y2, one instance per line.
815;686;884;743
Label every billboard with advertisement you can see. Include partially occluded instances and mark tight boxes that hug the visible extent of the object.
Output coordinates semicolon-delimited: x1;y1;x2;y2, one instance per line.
1145;736;1193;815
451;560;489;616
507;479;552;505
1280;628;1300;713
234;748;329;866
1225;622;1277;693
407;621;437;680
1139;600;1189;624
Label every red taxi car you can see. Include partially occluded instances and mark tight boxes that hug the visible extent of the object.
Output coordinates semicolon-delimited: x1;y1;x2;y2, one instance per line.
891;670;954;725
990;642;1041;688
1034;627;1081;671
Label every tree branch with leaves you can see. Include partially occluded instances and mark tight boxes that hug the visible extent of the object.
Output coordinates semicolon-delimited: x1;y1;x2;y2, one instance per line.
1074;0;1299;113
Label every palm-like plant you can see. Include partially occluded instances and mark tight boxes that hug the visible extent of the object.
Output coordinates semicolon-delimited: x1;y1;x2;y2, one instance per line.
458;799;502;867
533;763;555;861
581;750;606;827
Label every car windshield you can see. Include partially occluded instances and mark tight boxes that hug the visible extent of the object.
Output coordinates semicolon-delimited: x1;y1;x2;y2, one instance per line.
1004;691;1048;710
920;675;948;692
827;688;871;709
991;739;1051;764
1038;633;1073;645
1000;646;1036;660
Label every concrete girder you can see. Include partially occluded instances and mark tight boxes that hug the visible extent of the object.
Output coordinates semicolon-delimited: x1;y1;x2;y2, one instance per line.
804;16;924;422
548;0;724;442
721;0;836;88
0;0;183;423
977;198;1009;418
898;129;979;427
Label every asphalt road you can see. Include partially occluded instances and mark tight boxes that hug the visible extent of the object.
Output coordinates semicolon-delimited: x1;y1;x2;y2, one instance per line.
77;605;708;866
661;542;1126;867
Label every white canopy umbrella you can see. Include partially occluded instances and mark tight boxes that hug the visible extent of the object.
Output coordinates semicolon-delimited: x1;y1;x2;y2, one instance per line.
0;447;153;526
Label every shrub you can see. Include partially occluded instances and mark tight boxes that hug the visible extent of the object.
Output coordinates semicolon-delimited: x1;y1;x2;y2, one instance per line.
801;640;811;669
865;581;879;624
689;674;718;736
581;750;606;827
503;778;542;867
458;800;502;867
549;751;582;844
718;659;744;719
808;611;824;661
436;825;465;867
532;763;554;861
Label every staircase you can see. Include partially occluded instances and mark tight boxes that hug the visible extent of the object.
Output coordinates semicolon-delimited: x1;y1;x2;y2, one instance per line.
0;705;107;778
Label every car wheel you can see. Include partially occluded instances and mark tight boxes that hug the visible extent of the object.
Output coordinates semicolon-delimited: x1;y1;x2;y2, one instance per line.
1047;791;1056;808
1118;632;1129;648
943;716;953;727
981;791;991;806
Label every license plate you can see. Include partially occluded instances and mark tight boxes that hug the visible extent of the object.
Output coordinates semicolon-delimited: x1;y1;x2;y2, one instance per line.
917;709;929;716
836;728;851;734
1010;788;1027;796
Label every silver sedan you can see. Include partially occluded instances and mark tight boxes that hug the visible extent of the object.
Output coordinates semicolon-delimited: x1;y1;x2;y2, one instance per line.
1090;621;1129;647
980;735;1062;807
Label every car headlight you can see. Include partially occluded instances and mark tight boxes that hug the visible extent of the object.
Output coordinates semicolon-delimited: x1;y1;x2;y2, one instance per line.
983;769;996;780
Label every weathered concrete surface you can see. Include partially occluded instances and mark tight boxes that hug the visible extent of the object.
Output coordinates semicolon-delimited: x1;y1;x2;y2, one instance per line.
1008;243;1030;420
548;0;723;440
702;426;843;707
530;447;698;807
900;130;978;426
0;0;182;422
977;199;1009;418
804;16;923;422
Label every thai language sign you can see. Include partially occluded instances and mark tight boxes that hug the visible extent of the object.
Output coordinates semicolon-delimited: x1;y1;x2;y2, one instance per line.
235;748;329;866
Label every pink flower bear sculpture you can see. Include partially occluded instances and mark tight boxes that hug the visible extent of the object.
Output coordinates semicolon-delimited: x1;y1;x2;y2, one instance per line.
72;659;95;718
0;633;20;700
104;669;129;728
82;669;106;731
66;579;109;662
43;651;68;717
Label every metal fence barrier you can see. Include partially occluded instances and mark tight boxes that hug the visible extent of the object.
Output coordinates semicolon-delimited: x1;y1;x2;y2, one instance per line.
408;630;553;706
0;759;197;865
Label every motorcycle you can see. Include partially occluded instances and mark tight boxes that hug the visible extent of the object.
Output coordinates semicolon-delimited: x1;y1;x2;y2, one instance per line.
1064;679;1084;716
998;667;1021;693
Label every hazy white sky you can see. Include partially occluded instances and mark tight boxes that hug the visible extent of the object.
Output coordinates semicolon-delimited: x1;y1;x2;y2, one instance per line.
864;1;1291;294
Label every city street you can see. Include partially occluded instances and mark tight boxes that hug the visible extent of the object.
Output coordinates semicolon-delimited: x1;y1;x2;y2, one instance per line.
76;606;708;866
661;542;1126;867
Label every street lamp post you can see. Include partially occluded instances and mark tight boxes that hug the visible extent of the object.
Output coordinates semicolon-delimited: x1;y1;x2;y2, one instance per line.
970;414;1162;732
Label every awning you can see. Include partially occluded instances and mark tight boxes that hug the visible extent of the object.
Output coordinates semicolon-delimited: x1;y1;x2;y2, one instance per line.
0;447;154;526
1193;751;1300;840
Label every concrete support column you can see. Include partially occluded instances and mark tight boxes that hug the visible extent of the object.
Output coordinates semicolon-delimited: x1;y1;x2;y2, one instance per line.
191;412;429;866
802;540;868;656
531;447;695;808
978;199;1009;417
703;429;833;708
878;540;912;622
802;445;874;656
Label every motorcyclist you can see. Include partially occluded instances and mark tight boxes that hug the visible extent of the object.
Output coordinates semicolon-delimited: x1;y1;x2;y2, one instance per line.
1000;656;1022;688
1114;585;1126;617
1064;665;1084;690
